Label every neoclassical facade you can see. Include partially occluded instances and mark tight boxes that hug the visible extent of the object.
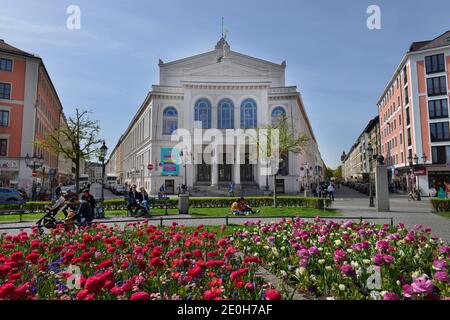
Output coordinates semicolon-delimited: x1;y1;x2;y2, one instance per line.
107;38;325;195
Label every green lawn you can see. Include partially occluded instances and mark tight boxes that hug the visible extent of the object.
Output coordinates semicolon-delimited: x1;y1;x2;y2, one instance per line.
189;206;339;217
0;206;339;223
434;211;450;219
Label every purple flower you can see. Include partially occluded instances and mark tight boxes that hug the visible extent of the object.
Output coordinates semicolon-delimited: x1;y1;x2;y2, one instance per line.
383;254;394;264
333;249;346;263
411;277;434;295
433;259;447;271
383;292;400;300
434;271;449;283
402;284;414;298
439;246;450;254
372;253;385;266
296;249;309;258
340;264;356;277
308;246;319;255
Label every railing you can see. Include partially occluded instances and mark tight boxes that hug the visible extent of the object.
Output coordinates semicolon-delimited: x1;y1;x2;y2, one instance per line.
0;214;394;231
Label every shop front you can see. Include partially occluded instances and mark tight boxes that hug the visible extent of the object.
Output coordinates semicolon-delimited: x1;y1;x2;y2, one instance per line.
0;159;20;187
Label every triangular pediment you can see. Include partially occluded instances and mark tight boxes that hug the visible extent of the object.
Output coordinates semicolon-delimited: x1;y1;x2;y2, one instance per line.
186;60;269;77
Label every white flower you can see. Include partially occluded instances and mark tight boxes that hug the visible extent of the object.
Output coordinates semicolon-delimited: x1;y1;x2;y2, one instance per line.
334;240;342;246
363;259;371;265
325;266;332;271
319;259;325;265
347;249;353;253
339;284;346;291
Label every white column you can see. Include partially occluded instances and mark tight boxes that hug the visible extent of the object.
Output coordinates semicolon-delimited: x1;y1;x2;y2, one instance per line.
234;144;241;187
211;145;218;187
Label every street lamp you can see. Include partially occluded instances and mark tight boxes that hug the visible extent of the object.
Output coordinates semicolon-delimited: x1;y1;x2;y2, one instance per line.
99;141;108;201
25;152;44;201
179;148;191;187
366;143;375;207
408;153;426;201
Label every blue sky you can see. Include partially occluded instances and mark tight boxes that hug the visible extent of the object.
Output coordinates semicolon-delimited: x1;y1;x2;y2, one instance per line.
1;0;450;167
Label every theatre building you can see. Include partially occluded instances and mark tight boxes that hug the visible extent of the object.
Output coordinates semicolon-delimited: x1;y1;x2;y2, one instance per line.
107;38;325;195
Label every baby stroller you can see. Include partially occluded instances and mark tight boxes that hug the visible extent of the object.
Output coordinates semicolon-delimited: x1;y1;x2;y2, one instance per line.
36;196;67;232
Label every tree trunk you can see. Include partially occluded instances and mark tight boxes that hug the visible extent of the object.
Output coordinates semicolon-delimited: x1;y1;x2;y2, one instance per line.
273;173;277;208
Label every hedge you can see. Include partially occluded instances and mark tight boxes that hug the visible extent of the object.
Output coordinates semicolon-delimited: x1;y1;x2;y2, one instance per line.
430;198;450;212
0;197;331;214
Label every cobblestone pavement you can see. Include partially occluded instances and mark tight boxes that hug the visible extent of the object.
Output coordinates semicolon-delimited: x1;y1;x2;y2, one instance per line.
1;186;449;243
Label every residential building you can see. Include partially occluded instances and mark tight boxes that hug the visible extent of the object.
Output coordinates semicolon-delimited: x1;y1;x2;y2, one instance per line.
377;31;450;195
0;39;64;195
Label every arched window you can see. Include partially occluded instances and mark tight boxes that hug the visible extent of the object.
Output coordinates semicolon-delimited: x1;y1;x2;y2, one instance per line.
217;98;234;129
271;107;286;125
163;107;178;135
240;98;257;129
194;98;212;129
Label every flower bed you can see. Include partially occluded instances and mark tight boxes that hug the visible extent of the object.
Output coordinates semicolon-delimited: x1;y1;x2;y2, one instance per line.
235;218;450;300
0;222;281;300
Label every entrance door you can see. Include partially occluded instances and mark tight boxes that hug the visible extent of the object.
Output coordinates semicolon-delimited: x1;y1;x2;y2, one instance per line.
197;160;211;182
241;152;254;182
165;180;175;194
275;179;285;194
219;153;232;182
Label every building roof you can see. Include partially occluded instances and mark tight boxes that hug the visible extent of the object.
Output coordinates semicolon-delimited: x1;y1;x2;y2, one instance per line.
408;30;450;52
0;39;37;58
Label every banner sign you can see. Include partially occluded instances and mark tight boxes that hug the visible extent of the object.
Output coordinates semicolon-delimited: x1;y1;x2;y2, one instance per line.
161;148;179;176
413;166;427;176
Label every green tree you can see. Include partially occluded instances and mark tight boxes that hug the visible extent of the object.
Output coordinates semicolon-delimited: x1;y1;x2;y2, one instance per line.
257;115;309;207
35;109;102;193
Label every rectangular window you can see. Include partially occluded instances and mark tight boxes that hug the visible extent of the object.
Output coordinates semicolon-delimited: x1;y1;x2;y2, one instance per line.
400;133;403;144
407;128;412;146
425;54;445;74
0;58;12;72
429;99;448;119
403;66;408;84
404;86;409;105
430;122;450;142
406;107;410;126
427;76;447;96
0;110;9;127
0;83;11;99
0;139;7;156
432;146;450;164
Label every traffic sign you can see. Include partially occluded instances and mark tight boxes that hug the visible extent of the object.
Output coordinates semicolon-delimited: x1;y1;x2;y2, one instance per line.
147;164;154;171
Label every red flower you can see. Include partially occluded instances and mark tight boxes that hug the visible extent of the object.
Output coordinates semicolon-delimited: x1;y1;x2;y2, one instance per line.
110;286;123;296
230;268;248;281
96;259;113;269
0;264;11;276
25;253;40;264
0;283;15;299
265;289;282;300
203;288;222;300
244;256;262;264
85;275;106;294
130;292;150;300
149;257;164;268
187;266;203;278
10;251;23;263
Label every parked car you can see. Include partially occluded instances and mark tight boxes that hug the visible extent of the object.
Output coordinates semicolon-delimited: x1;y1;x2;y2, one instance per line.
0;188;25;204
115;185;126;195
61;185;77;194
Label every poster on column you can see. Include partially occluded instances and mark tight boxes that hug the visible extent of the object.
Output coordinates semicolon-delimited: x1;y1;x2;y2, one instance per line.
161;148;179;176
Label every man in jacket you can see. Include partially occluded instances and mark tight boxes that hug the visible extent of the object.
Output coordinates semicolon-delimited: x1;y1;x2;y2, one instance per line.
127;185;143;216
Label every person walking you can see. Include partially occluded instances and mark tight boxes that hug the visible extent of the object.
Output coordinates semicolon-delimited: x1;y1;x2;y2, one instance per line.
228;182;235;197
327;182;335;201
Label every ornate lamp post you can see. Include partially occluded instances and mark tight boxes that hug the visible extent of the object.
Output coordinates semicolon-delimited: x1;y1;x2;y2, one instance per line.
25;152;44;201
180;148;191;187
366;143;375;207
99;141;108;201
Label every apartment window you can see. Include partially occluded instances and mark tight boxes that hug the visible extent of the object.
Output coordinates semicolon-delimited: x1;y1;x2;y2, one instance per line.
404;86;409;105
407;128;412;146
0;139;7;156
0;83;11;99
399;115;402;125
0;110;9;127
403;66;408;84
427;76;447;96
400;133;403;144
429;99;448;119
432;146;450;164
430;122;450;142
406;107;410;126
425;54;445;74
0;58;12;72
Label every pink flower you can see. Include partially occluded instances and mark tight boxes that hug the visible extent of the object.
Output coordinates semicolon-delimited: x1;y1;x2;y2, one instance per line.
340;264;356;277
130;292;150;300
383;292;400;300
411;277;434;295
433;259;447;271
372;253;385;266
333;249;346;263
434;271;449;283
